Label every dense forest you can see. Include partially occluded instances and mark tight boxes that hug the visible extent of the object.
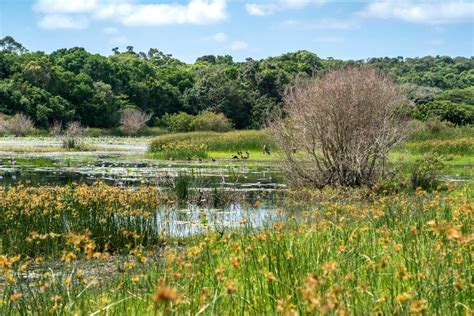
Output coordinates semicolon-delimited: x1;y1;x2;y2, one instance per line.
0;35;473;129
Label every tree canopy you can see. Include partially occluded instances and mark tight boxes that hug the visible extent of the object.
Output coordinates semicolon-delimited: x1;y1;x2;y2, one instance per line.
0;36;472;129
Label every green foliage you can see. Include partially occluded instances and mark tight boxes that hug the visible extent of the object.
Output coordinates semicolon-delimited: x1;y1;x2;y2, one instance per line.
409;121;474;142
174;172;193;201
0;36;473;130
149;141;208;160
412;99;473;125
149;130;273;153
163;111;233;132
407;137;474;156
410;154;445;190
190;111;232;132
162;112;194;132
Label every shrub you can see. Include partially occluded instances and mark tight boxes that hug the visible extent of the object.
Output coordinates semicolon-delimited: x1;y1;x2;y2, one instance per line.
191;112;232;132
120;108;152;135
410;154;445;191
0;113;7;135
62;121;85;150
162;112;194;132
412;100;474;125
163;112;233;132
271;68;411;188
49;120;62;136
7;113;34;136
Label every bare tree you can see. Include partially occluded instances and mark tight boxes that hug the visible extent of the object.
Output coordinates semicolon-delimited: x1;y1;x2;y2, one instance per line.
7;113;34;137
270;68;411;188
119;108;152;135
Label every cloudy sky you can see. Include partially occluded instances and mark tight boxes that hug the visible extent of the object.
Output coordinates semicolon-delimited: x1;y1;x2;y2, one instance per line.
1;0;473;62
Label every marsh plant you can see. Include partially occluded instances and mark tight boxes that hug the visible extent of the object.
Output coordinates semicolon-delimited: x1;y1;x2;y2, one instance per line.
0;113;7;134
7;113;34;136
61;121;85;150
0;185;471;315
150;141;208;160
410;154;446;191
271;68;411;188
174;172;193;201
48;120;63;136
120;108;152;135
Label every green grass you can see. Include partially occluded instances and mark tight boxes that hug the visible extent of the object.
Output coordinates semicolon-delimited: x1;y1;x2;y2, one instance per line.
149;130;274;153
405;137;474;155
0;185;471;315
408;124;473;142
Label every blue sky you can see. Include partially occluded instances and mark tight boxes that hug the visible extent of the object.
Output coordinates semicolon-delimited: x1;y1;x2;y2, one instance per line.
1;0;473;63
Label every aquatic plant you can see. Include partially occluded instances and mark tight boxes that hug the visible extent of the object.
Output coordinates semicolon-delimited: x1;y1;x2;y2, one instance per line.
0;182;164;257
0;184;471;315
149;130;273;154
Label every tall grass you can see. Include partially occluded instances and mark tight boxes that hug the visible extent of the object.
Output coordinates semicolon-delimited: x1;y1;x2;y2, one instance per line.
406;137;474;155
408;123;474;142
0;186;471;315
149;130;274;154
0;183;164;257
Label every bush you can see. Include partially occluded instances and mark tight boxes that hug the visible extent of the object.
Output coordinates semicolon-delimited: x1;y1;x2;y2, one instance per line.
62;121;85;150
162;112;194;132
191;112;232;132
163;112;233;132
7;113;34;136
120;108;152;135
270;68;410;188
49;121;63;136
410;154;445;191
412;100;474;125
0;113;7;135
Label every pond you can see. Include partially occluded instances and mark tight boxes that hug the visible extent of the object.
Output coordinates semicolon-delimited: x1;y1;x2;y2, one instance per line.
0;137;288;236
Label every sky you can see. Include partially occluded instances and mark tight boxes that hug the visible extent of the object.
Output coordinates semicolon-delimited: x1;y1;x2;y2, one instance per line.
1;0;473;63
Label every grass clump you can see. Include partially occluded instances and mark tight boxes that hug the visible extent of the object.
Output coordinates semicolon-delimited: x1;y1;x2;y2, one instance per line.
0;186;471;315
408;120;474;142
149;130;273;156
406;137;474;156
0;182;164;258
149;141;208;160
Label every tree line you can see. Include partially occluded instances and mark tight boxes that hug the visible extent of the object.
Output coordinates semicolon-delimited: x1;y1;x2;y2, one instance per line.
0;35;472;130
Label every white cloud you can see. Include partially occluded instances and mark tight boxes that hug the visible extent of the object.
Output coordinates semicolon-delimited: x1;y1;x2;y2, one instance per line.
210;32;227;42
359;0;474;24
313;36;344;44
95;0;227;26
34;0;228;29
34;0;98;14
246;0;326;16
38;14;89;29
230;40;248;50
283;18;358;29
245;4;270;16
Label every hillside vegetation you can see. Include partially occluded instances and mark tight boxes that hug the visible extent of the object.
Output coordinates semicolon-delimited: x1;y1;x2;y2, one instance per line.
1;36;473;131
